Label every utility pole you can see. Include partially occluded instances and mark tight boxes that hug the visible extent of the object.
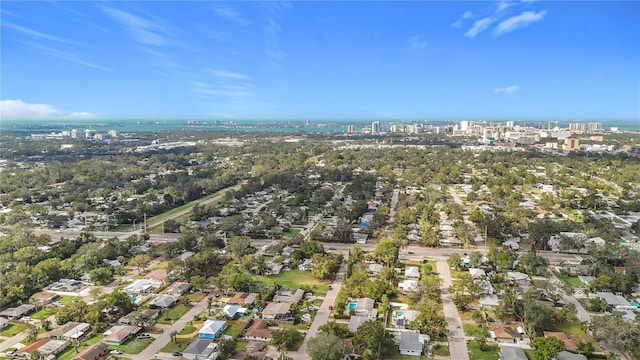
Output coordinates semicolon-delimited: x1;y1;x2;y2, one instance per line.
144;213;147;232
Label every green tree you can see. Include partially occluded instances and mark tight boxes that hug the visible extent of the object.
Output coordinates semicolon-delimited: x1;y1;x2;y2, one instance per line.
319;321;349;338
577;341;595;357
129;254;151;274
530;336;564;360
306;333;346;360
352;320;394;359
273;328;303;359
447;253;462;270
218;338;237;360
372;240;399;267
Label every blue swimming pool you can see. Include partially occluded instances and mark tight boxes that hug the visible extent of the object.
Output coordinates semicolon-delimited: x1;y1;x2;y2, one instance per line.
348;303;357;310
631;301;639;307
395;311;404;317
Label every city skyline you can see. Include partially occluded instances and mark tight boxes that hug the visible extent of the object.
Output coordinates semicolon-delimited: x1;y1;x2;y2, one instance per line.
1;1;639;121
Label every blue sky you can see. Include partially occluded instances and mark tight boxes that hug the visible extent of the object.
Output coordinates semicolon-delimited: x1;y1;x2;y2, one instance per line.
1;1;639;121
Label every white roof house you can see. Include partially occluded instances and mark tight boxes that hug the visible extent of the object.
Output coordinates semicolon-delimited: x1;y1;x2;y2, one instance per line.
468;268;486;278
399;279;419;293
405;266;420;279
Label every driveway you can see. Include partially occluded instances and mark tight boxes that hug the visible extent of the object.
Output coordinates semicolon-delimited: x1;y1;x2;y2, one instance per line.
288;262;346;359
131;297;209;360
436;260;469;360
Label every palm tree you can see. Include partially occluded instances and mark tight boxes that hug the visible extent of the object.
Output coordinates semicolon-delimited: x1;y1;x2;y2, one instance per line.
207;297;213;316
170;330;178;343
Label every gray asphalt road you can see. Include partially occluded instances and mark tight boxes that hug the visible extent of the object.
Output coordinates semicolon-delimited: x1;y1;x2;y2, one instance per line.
436;259;470;360
289;262;346;359
131;297;209;360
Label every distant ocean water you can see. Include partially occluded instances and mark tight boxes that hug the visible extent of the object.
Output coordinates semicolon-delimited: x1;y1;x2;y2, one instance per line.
1;119;639;133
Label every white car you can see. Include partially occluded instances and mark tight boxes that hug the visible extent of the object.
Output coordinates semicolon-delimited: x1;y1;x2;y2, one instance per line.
110;350;122;355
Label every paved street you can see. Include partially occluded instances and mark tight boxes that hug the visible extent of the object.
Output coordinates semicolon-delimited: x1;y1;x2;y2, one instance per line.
131;296;209;360
436;259;470;360
0;331;26;354
289;262;346;359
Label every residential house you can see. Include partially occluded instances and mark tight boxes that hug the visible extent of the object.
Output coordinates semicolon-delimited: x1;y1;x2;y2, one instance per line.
273;288;304;303
266;262;284;275
298;259;313;271
548;233;605;254
556;351;587;360
469;268;486;279
578;276;596;286
30;291;58;306
399;331;423;356
153;295;178;309
228;292;257;306
244;320;275;342
489;324;521;344
398;279;419;293
144;268;169;283
614;267;629;275
199;320;227;339
543;332;578;350
118;309;160;326
367;263;384;277
506;272;531;286
393;310;419;329
123;279;162;294
0;317;8;330
183;338;219;360
104;259;122;267
20;339;68;359
350;298;377;319
405;266;420;279
179;251;195;261
479;294;500;309
596;292;631;309
167;282;192;296
103;325;141;345
73;343;108;360
499;345;527;360
354;233;369;244
222;304;247;319
261;302;294;323
348;316;370;334
0;304;35;320
281;246;295;257
49;322;91;340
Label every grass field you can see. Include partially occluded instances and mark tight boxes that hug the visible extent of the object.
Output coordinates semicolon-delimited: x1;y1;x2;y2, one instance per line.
56;333;104;360
110;338;153;354
556;273;585;288
31;307;58;320
161;337;194;353
178;325;196;335
551;318;600;350
463;323;487;337
253;270;329;295
223;323;246;337
432;344;450;356
59;295;82;305
143;182;243;230
388;346;429;360
0;323;29;337
157;304;192;324
467;340;499;360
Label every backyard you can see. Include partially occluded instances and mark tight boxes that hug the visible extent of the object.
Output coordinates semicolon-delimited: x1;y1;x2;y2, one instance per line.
467;340;499;360
254;270;330;295
157;304;192;324
161;337;194;353
109;338;153;354
0;323;29;337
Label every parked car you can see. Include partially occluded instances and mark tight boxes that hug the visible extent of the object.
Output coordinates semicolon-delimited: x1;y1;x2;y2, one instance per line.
136;333;151;339
110;350;122;355
172;352;182;357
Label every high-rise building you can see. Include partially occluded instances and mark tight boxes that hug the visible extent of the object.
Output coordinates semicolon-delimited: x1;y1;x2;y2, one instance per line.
371;121;380;134
587;122;603;132
460;120;469;131
70;129;77;139
346;124;355;133
505;121;515;128
569;123;586;132
548;121;560;130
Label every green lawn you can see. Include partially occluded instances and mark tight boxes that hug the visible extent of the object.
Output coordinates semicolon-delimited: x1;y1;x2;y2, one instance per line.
467;340;499;360
59;295;82;305
161;337;194;353
110;338;153;354
551;318;597;348
311;299;323;307
222;323;246;338
278;322;310;331
185;292;204;302
179;325;196;335
148;260;169;270
157;304;192;324
0;323;29;337
52;333;104;360
254;270;330;295
432;344;450;357
235;341;248;351
556;273;585;288
463;323;487;337
31;307;58;320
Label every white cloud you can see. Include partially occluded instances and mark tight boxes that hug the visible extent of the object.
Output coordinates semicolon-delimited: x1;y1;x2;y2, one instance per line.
452;11;473;28
494;10;547;36
465;17;496;38
212;5;250;25
494;85;520;94
29;44;112;71
497;1;515;13
207;69;250;80
101;6;167;46
0;99;97;120
265;17;286;63
3;21;70;43
409;35;427;49
189;81;250;98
